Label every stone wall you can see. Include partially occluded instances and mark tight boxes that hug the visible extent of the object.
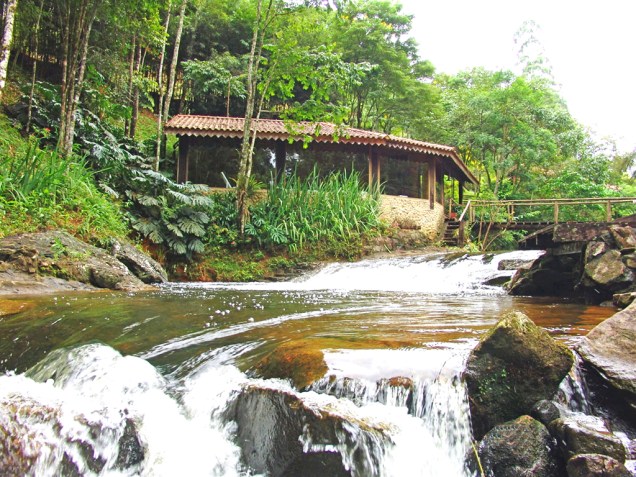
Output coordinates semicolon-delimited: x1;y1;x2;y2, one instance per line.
379;195;445;242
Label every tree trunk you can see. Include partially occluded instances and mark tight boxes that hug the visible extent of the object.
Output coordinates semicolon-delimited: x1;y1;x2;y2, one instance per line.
236;0;265;235
154;0;172;171
56;0;101;157
129;44;142;139
124;34;136;137
0;0;17;98
26;0;45;133
163;0;186;120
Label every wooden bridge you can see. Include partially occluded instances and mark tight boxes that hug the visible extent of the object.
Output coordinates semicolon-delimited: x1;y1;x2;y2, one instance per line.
445;197;636;248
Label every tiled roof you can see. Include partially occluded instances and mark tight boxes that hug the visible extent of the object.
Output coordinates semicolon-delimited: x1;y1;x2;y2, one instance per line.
165;115;477;184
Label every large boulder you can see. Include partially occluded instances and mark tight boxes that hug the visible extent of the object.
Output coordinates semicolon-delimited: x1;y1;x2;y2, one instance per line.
609;225;636;253
566;454;631;477
463;311;574;439
583;249;634;290
577;302;636;414
549;416;627;462
226;384;392;477
0;231;152;293
477;415;561;477
508;252;582;298
109;239;167;284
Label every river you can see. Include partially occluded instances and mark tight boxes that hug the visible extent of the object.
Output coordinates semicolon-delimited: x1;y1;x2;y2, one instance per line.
0;251;616;476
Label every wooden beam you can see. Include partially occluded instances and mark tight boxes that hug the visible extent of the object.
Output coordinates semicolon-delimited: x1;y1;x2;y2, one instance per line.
275;141;286;182
176;135;190;183
459;181;464;205
428;158;436;209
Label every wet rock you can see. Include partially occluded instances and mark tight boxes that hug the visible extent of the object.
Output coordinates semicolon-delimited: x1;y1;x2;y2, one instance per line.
498;258;535;271
531;400;561;426
623;252;636;269
583;249;634;290
253;340;328;389
585;242;609;262
577;302;636;414
115;418;145;469
1;393;145;475
612;291;636;308
609;226;636;253
508;252;582;298
549;416;627;462
109;239;167;284
0;231;152;293
566;453;631;477
227;384;392;477
463;311;574;439
478;415;561;477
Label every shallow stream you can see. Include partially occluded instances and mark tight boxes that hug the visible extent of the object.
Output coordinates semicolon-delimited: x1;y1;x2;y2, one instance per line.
0;251;616;476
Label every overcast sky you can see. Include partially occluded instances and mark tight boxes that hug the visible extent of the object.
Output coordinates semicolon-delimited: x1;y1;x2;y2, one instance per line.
397;0;636;154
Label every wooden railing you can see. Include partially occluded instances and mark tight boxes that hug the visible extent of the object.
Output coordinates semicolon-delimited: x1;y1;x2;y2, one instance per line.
452;197;636;247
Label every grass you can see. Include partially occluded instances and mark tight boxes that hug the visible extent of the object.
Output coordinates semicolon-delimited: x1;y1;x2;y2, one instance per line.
247;168;383;257
0;112;129;243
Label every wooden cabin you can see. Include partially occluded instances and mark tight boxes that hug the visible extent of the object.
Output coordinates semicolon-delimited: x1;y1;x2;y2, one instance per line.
164;115;478;210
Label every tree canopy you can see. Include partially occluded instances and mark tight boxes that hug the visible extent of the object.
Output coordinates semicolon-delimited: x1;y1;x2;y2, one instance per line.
1;0;632;202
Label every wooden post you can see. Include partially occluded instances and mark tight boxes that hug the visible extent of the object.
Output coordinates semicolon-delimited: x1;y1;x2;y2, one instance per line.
554;203;559;223
275;141;286;182
458;181;464;205
428;158;436;209
176;135;189;183
367;147;380;189
606;201;612;221
439;165;445;210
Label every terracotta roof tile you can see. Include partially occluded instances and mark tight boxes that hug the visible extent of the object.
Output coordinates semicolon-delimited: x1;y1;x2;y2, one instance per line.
165;115;477;184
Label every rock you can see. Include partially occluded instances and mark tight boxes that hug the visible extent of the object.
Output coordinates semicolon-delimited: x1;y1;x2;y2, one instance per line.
623;252;636;269
477;415;561;477
566;453;631;477
508;252;582;298
498;258;535;271
531;400;561;426
0;231;152;293
549;416;627;462
109;239;167;284
585;242;609;262
253;340;328;389
609;226;636;253
115;418;145;469
612;291;636;308
226;384;392;477
577;302;636;414
0;396;144;475
584;249;634;290
463;311;574;439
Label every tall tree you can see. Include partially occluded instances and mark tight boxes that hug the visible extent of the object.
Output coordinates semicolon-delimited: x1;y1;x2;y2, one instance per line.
0;0;18;98
55;0;103;156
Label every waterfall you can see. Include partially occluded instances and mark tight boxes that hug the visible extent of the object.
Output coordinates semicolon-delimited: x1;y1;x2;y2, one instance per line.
5;249;611;477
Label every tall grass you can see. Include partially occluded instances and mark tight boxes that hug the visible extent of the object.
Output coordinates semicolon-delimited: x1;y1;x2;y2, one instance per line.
247;168;382;256
0;138;128;241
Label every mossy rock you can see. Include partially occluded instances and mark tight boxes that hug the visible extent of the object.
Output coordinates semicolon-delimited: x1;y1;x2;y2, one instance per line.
253;340;328;389
463;311;574;440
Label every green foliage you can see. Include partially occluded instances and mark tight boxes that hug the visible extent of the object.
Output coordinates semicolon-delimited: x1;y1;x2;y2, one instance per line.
0;135;128;241
246;167;381;257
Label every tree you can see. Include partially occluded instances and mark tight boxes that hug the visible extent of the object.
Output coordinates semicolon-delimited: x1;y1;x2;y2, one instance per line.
0;0;18;98
55;0;103;156
437;68;576;198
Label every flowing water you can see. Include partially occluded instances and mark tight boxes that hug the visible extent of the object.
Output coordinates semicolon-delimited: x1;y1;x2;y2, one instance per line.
0;251;617;476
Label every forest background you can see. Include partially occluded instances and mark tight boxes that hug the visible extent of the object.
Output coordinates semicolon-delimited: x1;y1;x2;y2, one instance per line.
0;0;635;280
